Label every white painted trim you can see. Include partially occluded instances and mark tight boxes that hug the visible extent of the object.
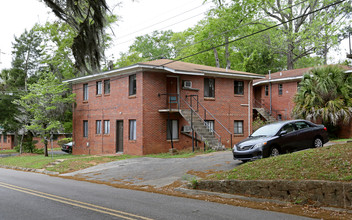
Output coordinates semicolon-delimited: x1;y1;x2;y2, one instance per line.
253;76;304;86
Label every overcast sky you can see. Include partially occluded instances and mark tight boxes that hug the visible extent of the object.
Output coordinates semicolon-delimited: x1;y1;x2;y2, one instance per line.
0;0;212;71
0;0;349;72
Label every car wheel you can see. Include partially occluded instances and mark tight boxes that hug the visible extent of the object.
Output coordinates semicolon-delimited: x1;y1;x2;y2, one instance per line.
313;137;323;148
270;147;280;157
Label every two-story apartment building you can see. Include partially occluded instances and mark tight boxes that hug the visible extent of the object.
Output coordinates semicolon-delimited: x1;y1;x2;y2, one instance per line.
253;65;352;138
65;59;263;155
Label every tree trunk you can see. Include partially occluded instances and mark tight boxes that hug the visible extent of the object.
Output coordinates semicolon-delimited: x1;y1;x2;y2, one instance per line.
44;138;48;157
287;42;295;70
213;48;220;68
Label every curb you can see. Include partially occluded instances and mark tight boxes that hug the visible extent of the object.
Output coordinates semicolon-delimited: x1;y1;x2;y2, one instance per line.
175;187;288;205
0;165;59;175
175;187;352;214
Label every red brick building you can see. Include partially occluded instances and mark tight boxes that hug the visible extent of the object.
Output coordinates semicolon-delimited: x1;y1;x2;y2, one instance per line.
253;66;352;138
0;131;15;150
65;59;263;155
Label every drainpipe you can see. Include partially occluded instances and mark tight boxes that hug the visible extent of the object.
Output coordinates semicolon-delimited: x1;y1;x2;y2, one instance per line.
248;81;251;135
269;70;272;115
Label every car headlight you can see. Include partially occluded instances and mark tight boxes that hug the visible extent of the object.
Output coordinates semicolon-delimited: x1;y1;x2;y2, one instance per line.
252;142;267;149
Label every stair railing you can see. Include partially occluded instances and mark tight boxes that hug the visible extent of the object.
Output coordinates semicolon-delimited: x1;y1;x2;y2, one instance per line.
254;99;281;120
178;95;222;145
184;95;232;148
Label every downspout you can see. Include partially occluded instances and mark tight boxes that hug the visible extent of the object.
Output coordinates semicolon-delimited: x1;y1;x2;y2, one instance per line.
248;81;251;135
269;70;272;115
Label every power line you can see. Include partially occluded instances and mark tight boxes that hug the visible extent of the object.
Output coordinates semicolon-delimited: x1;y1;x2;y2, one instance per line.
115;11;209;46
116;2;210;41
67;0;346;92
154;0;311;61
159;0;346;66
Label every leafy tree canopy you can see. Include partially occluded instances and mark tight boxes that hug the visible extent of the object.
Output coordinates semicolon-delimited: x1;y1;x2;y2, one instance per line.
42;0;112;74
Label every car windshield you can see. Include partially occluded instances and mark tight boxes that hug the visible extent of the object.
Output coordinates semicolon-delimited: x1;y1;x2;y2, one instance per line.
251;123;283;137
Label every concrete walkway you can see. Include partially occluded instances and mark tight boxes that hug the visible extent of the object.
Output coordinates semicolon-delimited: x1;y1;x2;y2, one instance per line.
61;151;240;187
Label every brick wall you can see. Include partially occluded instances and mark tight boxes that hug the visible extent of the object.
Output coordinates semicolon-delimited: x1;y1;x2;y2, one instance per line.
258;81;299;120
0;134;14;150
72;70;255;155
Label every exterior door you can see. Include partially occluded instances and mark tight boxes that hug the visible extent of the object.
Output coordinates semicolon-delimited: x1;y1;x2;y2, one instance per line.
166;77;178;109
116;120;123;153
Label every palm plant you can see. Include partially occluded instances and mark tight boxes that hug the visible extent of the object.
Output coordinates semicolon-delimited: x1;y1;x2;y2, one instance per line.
293;65;352;126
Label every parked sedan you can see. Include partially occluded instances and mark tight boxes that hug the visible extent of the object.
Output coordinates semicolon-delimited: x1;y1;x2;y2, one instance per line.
233;120;329;162
61;142;73;154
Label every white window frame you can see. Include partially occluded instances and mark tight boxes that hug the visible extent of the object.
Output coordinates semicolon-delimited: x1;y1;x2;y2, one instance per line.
96;120;102;134
129;120;136;140
83;120;88;137
234;120;244;134
104;120;110;134
83;84;89;101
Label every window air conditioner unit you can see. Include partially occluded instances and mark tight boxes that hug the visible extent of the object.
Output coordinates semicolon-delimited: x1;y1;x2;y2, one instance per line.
182;125;192;133
183;80;192;88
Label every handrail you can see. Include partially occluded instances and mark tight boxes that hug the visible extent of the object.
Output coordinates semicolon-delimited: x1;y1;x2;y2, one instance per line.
185;95;232;148
187;95;232;135
179;95;222;143
254;99;281;120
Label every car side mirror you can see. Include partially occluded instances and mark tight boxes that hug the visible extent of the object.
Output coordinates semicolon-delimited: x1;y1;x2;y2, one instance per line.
279;130;287;136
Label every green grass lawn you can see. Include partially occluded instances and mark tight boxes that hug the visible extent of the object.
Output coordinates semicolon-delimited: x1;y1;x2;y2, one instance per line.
0;149;212;174
213;143;352;181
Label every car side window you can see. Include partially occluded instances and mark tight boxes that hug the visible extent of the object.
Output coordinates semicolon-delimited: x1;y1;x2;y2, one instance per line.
295;121;310;130
281;124;295;133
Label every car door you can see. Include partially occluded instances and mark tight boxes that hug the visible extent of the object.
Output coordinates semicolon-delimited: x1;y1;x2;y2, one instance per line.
277;123;298;153
293;121;312;150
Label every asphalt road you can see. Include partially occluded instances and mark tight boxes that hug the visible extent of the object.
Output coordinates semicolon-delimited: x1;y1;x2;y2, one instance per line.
0;168;313;220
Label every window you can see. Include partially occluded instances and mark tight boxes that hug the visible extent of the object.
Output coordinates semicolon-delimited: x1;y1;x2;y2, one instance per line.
204;78;215;98
280;123;295;133
234;120;244;134
129;120;136;140
96;120;102;134
104;120;110;134
96;81;102;95
278;84;283;95
295;121;310;130
234;81;244;95
83;84;88;101
278;114;282;121
83;120;88;137
129;74;136;96
104;80;110;94
265;85;269;96
205;120;214;134
0;134;2;142
167;120;179;140
3;135;7;143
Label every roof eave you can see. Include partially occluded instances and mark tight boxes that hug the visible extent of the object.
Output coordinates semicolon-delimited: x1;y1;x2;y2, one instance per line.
64;64;264;84
253;76;304;86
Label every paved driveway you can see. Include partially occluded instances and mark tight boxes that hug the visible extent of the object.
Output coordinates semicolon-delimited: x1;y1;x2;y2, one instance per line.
61;151;240;188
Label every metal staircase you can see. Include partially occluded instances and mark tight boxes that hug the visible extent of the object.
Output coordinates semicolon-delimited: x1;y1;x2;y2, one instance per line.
179;109;224;150
254;108;277;123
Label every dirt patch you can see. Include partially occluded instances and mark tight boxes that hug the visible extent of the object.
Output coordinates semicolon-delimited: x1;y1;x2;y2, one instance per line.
187;169;223;179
